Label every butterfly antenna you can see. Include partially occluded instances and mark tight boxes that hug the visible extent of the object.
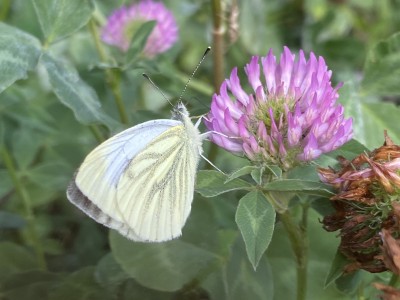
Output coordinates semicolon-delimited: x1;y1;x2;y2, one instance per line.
178;46;211;102
142;73;174;107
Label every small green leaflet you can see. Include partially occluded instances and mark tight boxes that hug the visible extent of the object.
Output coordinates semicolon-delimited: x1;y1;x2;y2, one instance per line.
196;170;252;197
235;191;276;270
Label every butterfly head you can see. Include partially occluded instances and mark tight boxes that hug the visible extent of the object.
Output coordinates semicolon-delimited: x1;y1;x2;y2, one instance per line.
171;102;190;121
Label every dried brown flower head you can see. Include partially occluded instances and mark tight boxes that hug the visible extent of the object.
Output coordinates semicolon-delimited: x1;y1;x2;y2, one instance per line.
319;132;400;273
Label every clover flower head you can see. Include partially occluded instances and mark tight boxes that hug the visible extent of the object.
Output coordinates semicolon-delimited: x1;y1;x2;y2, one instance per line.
205;47;353;170
101;0;178;57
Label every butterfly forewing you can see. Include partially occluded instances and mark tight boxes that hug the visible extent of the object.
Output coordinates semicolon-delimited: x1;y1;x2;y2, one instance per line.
116;124;200;242
67;119;183;241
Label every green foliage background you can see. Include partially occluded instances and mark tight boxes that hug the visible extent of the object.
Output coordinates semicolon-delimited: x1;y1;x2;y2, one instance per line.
1;0;400;299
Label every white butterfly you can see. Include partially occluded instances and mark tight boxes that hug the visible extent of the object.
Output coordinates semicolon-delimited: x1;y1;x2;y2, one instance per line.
67;102;206;242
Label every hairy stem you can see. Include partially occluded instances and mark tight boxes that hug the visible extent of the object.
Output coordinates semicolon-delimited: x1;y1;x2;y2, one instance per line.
279;205;309;300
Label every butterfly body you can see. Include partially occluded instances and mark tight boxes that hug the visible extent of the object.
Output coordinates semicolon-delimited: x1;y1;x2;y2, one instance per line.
67;102;203;242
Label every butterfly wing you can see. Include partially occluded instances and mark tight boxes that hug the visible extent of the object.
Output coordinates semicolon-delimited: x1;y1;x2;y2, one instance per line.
67;119;181;241
115;124;201;242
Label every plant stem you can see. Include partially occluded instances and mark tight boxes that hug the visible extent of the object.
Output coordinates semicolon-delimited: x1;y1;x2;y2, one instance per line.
211;0;225;92
88;18;129;125
279;205;309;300
89;125;105;143
203;0;226;167
0;0;11;21
0;146;46;270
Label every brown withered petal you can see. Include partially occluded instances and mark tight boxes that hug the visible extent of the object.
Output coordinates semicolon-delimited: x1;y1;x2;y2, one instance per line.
392;202;400;228
374;148;400;161
384;131;394;146
318;167;340;187
365;157;396;193
381;229;400;275
374;282;400;300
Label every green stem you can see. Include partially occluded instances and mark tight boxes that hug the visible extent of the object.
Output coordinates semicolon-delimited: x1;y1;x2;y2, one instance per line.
207;0;226;168
278;205;309;300
89;125;105;143
211;0;225;92
0;0;11;21
88;18;129;125
0;146;46;270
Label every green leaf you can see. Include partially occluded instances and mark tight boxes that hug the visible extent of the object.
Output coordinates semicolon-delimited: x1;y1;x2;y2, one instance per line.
335;271;362;294
235;191;276;270
250;168;263;185
72;221;108;266
120;279;173;300
358;103;400;146
338;74;400;149
196;170;252;197
339;73;400;149
286;165;320;181
203;236;274;300
264;165;282;178
0;270;63;300
0;242;40;281
311;197;336;216
361;32;400;96
263;179;334;197
0;169;13;199
40;52;119;130
109;231;221;292
325;250;352;288
124;21;157;68
0;23;41;93
27;161;73;190
180;196;221;251
12;128;43;170
49;267;111;300
31;0;94;44
95;253;129;287
0;211;26;229
225;166;256;183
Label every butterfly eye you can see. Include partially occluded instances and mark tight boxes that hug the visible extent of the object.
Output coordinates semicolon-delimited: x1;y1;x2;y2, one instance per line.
171;102;189;121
